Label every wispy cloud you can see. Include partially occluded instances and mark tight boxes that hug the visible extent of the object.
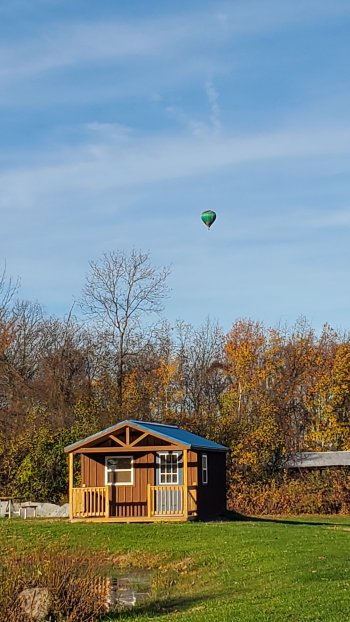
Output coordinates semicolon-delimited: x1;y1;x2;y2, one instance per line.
1;123;350;211
205;80;221;135
0;12;226;86
1;0;350;87
165;80;222;138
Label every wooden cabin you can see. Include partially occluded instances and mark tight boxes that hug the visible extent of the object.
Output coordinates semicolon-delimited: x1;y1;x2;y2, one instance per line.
64;419;228;522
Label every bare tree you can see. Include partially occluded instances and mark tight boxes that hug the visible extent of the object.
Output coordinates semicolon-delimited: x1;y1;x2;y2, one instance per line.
8;300;44;382
175;318;227;430
0;266;18;425
80;250;170;413
0;265;17;324
37;311;94;426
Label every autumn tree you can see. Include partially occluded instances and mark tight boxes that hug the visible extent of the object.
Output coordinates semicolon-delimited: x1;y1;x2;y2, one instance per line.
305;327;350;450
265;318;321;454
221;319;283;481
122;321;178;421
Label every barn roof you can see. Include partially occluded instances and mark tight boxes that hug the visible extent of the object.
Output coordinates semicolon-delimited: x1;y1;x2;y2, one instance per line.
285;451;350;468
64;419;228;453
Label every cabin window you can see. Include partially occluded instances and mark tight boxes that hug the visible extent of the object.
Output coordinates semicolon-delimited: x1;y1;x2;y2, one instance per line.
202;454;208;484
159;452;180;484
105;456;133;485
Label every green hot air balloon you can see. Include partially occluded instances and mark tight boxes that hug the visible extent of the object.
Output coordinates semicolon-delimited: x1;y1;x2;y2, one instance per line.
201;210;216;230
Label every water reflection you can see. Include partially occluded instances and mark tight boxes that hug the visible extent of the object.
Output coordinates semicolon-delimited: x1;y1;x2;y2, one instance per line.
98;573;151;611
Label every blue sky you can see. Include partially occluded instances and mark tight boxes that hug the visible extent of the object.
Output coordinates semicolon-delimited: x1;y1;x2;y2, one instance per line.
2;0;350;332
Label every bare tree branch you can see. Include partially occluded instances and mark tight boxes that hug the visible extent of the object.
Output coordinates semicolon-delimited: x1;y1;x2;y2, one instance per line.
79;249;170;412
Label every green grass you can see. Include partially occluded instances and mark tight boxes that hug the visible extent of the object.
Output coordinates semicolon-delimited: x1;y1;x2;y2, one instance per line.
1;515;350;621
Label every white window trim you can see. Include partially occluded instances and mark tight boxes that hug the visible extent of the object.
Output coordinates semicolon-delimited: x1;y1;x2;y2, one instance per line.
157;451;181;485
202;454;208;485
105;455;134;486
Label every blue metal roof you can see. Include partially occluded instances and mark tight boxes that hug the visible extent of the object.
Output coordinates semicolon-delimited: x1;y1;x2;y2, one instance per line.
65;419;228;452
129;420;228;451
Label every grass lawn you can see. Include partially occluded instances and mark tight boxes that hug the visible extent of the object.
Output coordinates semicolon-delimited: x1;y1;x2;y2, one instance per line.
1;515;350;621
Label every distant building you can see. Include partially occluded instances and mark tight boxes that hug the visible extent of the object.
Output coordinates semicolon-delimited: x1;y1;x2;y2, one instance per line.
285;451;350;469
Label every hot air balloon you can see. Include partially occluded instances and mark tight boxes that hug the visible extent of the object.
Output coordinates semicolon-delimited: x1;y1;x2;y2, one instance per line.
201;210;216;230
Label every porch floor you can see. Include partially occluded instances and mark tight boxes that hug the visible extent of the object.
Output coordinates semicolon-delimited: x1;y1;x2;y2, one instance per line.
70;515;196;523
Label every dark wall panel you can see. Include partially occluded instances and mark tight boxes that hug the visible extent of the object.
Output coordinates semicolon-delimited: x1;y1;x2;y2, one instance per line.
197;451;227;519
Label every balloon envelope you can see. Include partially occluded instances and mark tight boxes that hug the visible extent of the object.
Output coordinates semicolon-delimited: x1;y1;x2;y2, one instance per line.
201;210;216;229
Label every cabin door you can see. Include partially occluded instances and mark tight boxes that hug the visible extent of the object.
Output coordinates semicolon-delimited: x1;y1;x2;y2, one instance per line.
155;452;183;514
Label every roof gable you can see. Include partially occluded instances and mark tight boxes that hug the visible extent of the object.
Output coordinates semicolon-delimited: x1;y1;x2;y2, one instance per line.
64;419;228;453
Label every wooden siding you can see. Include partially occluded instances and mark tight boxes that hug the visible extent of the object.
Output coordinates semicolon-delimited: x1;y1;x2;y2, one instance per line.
187;450;198;487
81;452;154;518
81;449;199;519
79;447;227;521
81;453;105;487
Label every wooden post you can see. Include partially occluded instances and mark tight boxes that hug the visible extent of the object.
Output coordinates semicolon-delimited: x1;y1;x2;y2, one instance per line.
147;484;151;518
68;453;73;520
183;450;188;519
105;486;110;518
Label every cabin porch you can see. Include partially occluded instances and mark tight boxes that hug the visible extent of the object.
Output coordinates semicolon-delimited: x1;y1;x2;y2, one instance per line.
70;484;198;522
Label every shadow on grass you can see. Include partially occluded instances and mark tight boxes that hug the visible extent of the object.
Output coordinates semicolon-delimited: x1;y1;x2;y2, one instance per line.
101;593;219;620
222;510;350;528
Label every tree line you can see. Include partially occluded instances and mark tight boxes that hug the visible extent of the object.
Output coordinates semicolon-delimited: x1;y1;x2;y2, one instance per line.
1;251;350;512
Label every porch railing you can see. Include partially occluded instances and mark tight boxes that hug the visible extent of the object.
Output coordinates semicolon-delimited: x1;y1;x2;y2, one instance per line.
71;485;197;520
72;486;109;519
148;485;198;518
148;485;183;517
